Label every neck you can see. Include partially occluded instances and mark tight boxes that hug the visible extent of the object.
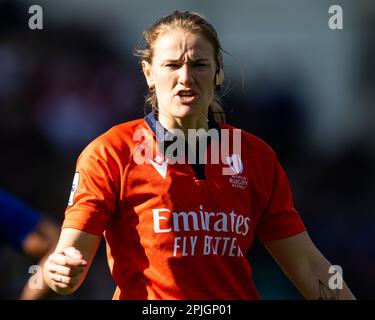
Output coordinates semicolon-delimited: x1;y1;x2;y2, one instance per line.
157;112;209;138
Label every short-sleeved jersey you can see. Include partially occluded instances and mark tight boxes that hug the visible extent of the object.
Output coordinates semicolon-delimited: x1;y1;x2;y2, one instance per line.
0;189;41;248
63;112;306;300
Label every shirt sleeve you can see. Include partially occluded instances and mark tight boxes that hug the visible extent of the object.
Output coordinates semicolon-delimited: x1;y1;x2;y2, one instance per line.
0;189;41;248
62;140;120;236
255;153;306;244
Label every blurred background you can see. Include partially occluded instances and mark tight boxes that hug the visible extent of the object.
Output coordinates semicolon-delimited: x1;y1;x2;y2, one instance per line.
0;0;374;299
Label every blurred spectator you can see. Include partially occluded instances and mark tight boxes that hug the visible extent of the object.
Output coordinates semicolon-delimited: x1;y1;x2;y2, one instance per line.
0;188;59;299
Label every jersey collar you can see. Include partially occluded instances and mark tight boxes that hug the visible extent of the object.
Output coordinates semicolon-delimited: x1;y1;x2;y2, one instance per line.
144;111;221;180
144;111;221;144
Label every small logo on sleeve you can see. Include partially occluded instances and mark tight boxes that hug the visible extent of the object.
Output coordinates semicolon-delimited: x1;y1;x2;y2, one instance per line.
226;154;243;174
68;172;80;205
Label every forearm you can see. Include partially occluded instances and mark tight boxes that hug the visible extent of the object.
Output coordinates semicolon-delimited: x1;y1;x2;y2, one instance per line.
43;229;100;296
19;255;58;300
20;219;61;299
265;232;356;300
287;255;355;300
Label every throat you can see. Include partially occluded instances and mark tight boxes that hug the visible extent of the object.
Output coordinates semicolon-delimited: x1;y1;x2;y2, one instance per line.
158;113;209;139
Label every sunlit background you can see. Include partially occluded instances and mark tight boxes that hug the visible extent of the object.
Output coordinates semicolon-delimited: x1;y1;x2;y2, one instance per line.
0;0;374;299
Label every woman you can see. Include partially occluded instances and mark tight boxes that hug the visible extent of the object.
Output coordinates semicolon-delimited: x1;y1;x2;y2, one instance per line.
43;10;355;300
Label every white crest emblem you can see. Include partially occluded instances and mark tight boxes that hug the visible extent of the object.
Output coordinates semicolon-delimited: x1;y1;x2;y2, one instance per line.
226;154;243;174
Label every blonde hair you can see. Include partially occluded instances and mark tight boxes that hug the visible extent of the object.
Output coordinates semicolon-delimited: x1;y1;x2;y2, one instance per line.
133;10;226;123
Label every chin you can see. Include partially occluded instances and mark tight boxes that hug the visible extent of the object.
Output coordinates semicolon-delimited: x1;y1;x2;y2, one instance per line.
174;104;203;118
178;104;194;114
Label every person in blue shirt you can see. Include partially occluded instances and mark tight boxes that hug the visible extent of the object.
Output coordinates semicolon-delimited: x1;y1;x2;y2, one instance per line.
0;188;59;299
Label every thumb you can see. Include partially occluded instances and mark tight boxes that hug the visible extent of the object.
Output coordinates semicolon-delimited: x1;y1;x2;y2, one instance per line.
63;247;87;265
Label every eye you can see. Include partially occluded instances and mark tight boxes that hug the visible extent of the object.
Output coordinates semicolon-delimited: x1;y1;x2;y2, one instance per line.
193;63;207;67
165;64;179;68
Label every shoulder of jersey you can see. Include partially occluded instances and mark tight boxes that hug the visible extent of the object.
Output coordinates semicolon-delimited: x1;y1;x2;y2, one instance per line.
79;118;148;158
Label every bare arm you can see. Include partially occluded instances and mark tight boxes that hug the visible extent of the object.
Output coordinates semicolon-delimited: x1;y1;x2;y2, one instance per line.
43;228;101;295
19;218;59;300
264;231;355;300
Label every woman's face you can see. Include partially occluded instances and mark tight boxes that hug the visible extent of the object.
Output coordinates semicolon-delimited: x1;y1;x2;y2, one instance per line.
142;28;217;120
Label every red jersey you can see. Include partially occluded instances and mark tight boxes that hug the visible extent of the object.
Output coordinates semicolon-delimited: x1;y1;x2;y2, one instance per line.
63;112;306;299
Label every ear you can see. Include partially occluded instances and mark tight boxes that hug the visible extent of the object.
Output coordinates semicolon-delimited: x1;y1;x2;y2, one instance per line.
215;68;224;86
142;60;154;88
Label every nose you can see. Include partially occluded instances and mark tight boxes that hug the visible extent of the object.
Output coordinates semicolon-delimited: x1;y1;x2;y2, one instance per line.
178;64;194;85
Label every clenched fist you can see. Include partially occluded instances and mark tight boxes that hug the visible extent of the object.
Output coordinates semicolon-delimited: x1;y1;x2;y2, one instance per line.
45;247;87;290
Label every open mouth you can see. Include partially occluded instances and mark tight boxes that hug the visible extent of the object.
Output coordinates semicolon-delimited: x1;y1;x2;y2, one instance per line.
178;93;195;97
176;90;198;103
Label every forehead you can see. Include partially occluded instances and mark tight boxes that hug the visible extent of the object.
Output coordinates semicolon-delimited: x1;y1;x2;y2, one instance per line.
152;29;215;61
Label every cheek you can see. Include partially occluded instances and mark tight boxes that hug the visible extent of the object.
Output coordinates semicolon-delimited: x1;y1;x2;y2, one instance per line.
203;71;215;88
201;75;215;97
156;73;176;92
